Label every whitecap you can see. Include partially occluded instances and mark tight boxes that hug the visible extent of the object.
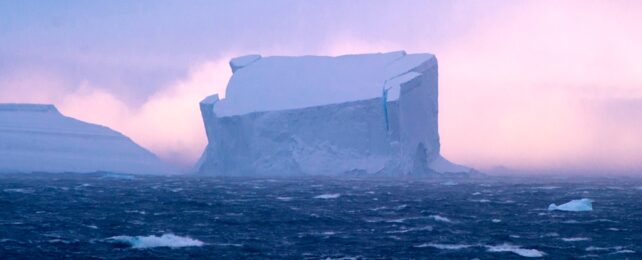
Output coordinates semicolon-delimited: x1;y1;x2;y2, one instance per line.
414;243;473;250
491;219;501;223
611;249;635;254
486;244;545;257
386;226;433;233
562;237;590;242
276;196;293;201
212;243;243;247
108;234;204;249
428;215;452;223
313;193;341;199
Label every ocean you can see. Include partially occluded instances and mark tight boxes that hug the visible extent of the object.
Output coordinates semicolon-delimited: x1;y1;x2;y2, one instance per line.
1;172;640;259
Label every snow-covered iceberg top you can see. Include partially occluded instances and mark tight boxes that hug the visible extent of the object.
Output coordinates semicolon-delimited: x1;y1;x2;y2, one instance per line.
214;51;436;117
0;103;172;175
197;51;471;176
548;199;594;212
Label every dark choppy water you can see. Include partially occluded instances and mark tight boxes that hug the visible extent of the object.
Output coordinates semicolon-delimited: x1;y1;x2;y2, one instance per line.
1;173;641;259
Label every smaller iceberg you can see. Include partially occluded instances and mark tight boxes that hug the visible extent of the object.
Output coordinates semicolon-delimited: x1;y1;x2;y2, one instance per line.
548;199;593;212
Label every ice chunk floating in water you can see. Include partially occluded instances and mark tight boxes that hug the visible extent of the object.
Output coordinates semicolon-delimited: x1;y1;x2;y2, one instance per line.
196;51;472;176
108;234;204;249
548;199;593;212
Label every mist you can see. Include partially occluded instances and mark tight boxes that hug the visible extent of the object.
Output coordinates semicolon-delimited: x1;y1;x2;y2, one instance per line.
1;0;640;174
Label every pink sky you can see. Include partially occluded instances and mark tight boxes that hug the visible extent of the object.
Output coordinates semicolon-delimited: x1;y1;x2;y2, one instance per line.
1;1;640;174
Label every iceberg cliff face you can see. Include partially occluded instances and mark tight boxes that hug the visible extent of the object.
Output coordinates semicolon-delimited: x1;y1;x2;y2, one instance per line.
198;51;469;176
0;104;172;175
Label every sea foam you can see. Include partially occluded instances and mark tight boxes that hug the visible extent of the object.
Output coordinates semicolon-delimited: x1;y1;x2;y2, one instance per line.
108;234;204;249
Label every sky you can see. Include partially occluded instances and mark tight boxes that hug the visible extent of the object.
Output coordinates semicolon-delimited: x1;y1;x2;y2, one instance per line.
1;0;641;174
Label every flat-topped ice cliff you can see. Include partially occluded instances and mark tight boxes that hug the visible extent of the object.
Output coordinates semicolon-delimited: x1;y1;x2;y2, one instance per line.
197;51;470;176
0;104;172;175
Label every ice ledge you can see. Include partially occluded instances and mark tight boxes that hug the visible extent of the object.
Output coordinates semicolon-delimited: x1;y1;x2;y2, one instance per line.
230;54;261;73
0;104;59;113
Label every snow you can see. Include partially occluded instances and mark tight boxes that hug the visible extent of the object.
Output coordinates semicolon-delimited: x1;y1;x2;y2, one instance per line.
108;234;204;249
229;54;261;73
197;51;470;176
548;198;593;212
0;104;172;175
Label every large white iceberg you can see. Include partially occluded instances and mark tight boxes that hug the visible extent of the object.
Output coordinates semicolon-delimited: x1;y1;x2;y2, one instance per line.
0;104;172;175
197;51;471;176
548;199;594;212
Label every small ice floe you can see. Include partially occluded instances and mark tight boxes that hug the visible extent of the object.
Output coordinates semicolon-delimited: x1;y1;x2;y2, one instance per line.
486;244;545;258
428;215;452;223
414;243;473;250
107;234;204;249
548;198;593;212
276;196;293;201
561;237;590;242
313;193;341;199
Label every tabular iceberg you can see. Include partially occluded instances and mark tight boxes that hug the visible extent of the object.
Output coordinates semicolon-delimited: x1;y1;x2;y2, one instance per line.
0;104;172;175
197;51;471;176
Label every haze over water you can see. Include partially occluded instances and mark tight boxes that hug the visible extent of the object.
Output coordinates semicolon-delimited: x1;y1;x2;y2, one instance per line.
1;0;640;175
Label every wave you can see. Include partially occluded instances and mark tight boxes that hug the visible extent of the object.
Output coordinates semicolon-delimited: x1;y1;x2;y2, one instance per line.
313;193;341;199
428;215;452;223
486;244;545;258
562;237;590;242
108;234;204;249
414;243;472;250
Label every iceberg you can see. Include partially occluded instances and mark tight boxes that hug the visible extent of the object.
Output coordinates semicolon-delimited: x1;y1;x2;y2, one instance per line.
548;199;594;212
197;51;471;176
0;104;172;175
